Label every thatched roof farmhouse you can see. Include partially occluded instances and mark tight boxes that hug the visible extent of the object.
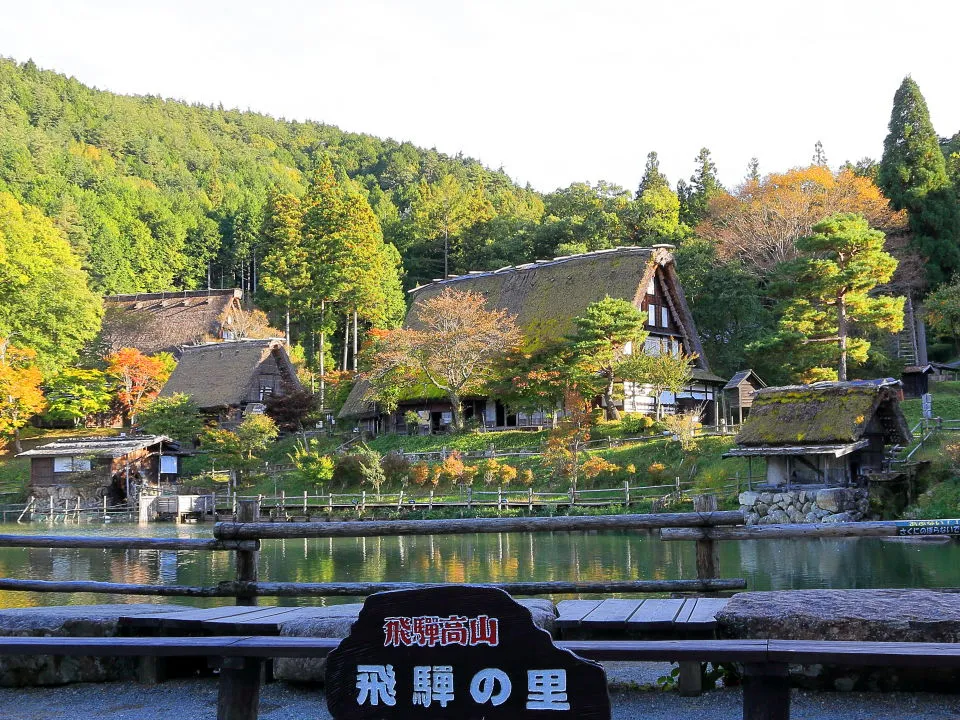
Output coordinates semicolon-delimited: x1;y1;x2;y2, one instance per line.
724;378;912;487
159;339;302;418
102;289;244;357
341;246;725;432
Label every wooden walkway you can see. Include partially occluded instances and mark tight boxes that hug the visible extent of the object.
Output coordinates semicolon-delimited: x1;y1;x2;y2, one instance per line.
119;605;358;636
557;597;729;634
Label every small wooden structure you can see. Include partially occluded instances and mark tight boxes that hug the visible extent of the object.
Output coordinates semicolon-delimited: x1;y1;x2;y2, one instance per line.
159;339;302;421
723;369;766;425
18;435;181;506
900;364;935;399
722;378;912;488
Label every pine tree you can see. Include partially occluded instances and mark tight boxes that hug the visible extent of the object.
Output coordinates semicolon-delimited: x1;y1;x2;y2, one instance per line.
746;157;760;183
681;148;723;225
812;141;828;167
259;189;307;344
751;213;904;382
878;76;960;285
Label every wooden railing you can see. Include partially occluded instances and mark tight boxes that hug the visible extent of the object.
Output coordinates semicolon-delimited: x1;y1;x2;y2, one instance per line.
0;506;747;603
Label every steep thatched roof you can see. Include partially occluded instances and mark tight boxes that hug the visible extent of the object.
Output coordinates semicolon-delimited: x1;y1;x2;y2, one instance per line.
102;289;243;357
408;246;708;363
734;378;912;448
341;246;710;419
18;435;174;459
159;339;301;410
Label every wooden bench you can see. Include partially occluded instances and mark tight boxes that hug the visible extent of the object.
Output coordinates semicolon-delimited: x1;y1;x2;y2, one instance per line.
2;636;958;720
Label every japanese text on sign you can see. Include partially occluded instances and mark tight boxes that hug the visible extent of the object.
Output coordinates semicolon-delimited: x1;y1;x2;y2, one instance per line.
383;615;499;648
356;665;570;711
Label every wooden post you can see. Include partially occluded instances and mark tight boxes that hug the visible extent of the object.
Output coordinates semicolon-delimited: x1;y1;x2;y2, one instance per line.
49;496;54;524
234;499;260;607
467;487;473;510
303;490;308;515
528;487;534;511
397;490;404;510
217;656;262;720
102;495;107;520
693;494;719;582
361;491;366;513
624;481;630;507
742;663;790;720
568;487;575;507
498;486;503;510
678;661;702;697
429;490;434;511
327;493;333;512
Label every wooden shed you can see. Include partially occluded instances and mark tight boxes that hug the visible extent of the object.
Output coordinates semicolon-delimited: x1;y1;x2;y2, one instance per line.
722;378;912;488
723;369;767;426
900;365;934;399
17;435;180;508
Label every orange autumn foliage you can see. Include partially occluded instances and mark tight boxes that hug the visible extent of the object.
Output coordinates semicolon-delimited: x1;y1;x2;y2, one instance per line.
0;341;46;451
698;166;906;272
106;347;171;423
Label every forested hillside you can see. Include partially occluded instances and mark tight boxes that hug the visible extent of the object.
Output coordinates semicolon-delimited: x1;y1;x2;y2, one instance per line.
2;58;960;389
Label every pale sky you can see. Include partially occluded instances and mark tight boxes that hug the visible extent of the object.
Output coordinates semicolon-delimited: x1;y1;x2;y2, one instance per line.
2;0;959;193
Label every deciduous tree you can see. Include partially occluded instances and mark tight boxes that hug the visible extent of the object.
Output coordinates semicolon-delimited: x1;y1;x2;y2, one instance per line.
365;288;522;431
137;393;202;443
42;368;111;428
0;340;46;452
925;277;960;353
106;348;172;424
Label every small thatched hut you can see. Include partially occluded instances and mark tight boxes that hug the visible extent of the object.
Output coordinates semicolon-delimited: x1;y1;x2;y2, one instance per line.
18;435;180;507
723;378;912;487
159;339;302;420
340;246;724;432
102;289;245;357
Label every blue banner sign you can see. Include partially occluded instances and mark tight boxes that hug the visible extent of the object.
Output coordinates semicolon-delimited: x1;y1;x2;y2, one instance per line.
896;519;960;536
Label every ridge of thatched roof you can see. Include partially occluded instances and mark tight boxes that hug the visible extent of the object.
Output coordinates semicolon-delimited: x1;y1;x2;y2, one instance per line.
159;339;300;410
102;289;243;357
18;435;174;459
734;378;911;447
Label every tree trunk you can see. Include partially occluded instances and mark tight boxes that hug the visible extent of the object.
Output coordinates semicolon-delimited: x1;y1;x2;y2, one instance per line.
13;426;22;454
342;314;350;372
604;373;621;421
837;292;848;382
284;304;290;346
449;392;463;432
320;301;326;408
352;310;358;372
444;229;449;279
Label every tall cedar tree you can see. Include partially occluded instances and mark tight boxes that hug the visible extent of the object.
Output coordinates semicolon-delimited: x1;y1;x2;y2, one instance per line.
752;213;904;382
878;76;960;286
679;148;723;226
0;341;46;453
364;288;522;431
568;297;648;421
259;190;308;343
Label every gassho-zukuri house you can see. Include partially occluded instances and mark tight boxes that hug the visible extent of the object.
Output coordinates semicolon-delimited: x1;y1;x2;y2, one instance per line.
722;378;913;487
159;338;303;422
340;245;726;433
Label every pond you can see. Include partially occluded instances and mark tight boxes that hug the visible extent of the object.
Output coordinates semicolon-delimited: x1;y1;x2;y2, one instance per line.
0;521;957;608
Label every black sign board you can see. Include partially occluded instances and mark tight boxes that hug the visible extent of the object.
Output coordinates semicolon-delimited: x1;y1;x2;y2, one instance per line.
325;585;610;719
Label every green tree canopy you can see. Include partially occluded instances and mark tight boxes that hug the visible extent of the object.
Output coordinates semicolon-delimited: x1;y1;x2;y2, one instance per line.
568;297;648;421
751;213;904;382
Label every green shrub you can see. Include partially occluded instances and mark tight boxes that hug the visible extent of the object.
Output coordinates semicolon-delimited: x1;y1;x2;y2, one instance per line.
620;413;654;435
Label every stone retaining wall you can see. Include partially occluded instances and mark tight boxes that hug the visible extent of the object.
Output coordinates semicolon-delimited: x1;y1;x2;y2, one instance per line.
739;487;869;525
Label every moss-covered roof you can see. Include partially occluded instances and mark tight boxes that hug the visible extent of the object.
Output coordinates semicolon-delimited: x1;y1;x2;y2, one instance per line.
734;378;912;447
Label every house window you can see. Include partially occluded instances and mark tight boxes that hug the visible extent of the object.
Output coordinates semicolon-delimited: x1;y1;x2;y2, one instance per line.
648;304;657;326
661;306;669;328
53;457;91;472
160;455;178;474
644;337;661;355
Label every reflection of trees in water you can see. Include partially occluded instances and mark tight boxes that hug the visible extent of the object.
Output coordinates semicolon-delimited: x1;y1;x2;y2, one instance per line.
0;523;959;609
726;538;950;590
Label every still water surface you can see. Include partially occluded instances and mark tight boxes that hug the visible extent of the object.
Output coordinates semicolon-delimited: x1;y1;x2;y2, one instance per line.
0;522;957;608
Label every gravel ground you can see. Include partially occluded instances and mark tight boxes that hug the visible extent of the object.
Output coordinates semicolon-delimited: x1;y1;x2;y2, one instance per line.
2;665;960;720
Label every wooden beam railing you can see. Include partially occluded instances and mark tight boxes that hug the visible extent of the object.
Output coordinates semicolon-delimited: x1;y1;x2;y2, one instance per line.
660;518;960;542
0;635;957;720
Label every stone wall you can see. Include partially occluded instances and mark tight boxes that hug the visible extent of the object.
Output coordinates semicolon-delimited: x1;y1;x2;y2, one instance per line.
739;486;869;525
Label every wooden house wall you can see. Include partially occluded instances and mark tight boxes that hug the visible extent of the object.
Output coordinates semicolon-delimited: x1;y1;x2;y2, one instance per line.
639;271;681;335
109;447;159;483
